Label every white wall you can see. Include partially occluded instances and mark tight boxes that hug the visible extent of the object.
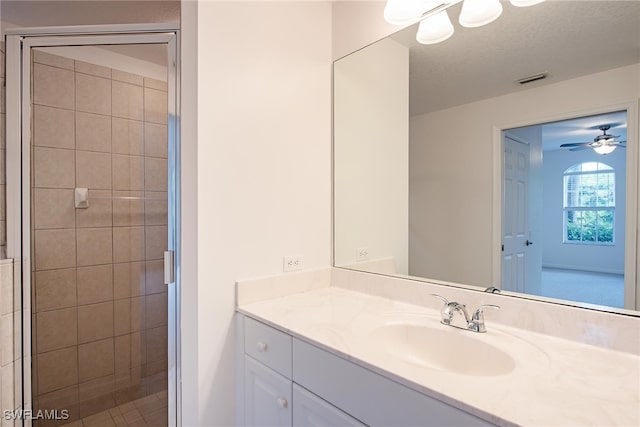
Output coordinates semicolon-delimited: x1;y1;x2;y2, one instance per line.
194;2;332;425
334;37;409;274
409;63;640;287
542;148;626;274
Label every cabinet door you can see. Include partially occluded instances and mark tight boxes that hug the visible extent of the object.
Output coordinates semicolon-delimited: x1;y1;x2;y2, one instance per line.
293;384;366;427
245;356;292;427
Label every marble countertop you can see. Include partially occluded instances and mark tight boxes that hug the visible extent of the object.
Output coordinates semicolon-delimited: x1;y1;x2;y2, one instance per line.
238;286;640;427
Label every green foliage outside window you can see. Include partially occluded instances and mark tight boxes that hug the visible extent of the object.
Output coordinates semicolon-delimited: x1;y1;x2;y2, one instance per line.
566;210;614;243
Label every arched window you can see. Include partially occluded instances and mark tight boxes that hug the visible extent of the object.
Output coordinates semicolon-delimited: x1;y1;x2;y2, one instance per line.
563;162;615;244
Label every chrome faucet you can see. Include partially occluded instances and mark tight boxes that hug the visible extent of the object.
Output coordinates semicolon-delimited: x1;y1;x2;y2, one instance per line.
431;294;499;333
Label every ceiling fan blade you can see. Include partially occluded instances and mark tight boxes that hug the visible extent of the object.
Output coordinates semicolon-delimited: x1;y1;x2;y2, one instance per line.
605;141;626;147
569;146;592;152
560;142;592;148
587;122;625;130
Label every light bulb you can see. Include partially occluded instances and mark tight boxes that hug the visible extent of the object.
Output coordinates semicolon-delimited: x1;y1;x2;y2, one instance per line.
510;0;545;7
459;0;503;28
384;0;426;26
594;145;616;155
416;11;454;45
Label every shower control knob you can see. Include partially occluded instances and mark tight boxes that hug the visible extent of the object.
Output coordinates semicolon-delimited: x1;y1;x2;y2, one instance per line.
257;341;268;352
276;398;288;409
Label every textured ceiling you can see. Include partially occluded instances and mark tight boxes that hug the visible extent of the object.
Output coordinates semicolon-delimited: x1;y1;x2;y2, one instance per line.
1;1;180;27
387;1;640;117
1;1;176;72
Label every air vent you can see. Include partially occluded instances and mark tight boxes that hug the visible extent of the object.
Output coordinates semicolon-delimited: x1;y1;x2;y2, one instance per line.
515;73;547;85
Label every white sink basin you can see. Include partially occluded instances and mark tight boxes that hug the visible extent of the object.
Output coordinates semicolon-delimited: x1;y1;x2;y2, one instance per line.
370;323;516;376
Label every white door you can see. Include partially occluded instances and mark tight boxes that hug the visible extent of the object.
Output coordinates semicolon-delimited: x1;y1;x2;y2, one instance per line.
502;136;531;292
244;356;292;427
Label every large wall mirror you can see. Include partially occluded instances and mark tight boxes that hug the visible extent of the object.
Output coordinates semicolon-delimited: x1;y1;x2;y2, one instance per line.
333;0;640;314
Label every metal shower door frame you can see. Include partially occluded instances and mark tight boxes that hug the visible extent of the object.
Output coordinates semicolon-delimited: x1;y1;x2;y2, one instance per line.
4;24;181;427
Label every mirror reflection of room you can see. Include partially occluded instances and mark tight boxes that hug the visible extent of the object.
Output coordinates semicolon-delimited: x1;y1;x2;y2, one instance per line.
502;111;627;308
333;0;640;312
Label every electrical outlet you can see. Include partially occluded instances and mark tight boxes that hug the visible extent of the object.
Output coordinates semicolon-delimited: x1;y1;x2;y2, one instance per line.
356;247;369;261
283;255;304;272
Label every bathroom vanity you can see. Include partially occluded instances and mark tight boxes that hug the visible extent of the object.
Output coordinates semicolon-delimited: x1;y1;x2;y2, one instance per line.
235;269;640;427
239;314;491;426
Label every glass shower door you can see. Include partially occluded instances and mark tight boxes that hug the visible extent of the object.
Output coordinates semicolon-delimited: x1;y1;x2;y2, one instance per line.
14;32;179;427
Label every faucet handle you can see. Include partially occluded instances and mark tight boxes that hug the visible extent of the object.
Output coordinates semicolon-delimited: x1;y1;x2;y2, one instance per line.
431;294;454;324
469;305;500;332
472;304;500;320
430;294;449;305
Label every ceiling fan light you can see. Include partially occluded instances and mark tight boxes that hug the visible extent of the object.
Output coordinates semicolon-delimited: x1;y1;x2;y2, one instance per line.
416;11;454;45
594;145;616;155
509;0;545;7
459;0;503;28
384;0;425;26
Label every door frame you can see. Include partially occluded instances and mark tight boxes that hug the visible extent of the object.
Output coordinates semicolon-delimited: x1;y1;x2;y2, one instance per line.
492;100;639;310
4;24;181;426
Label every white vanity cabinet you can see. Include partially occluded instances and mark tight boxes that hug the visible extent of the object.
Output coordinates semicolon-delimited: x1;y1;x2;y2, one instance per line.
243;317;293;426
293;384;365;427
245;356;292;426
239;314;494;427
242;316;366;427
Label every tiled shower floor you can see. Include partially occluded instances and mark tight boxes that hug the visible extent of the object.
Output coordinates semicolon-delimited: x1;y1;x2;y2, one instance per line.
61;391;168;427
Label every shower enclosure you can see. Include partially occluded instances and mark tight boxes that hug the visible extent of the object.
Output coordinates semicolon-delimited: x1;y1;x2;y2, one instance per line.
5;25;180;427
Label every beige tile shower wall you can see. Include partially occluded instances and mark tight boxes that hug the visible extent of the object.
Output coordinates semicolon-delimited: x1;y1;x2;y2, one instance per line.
1;42;6;259
0;260;16;427
31;50;168;424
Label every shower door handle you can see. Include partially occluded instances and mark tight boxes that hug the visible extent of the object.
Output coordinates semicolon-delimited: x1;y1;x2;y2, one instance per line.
164;250;175;285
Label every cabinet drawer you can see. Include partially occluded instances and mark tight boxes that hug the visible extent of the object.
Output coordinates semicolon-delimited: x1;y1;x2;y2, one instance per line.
245;317;292;378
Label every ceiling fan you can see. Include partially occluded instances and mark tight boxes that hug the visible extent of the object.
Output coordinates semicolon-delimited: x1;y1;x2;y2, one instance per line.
559;125;626;155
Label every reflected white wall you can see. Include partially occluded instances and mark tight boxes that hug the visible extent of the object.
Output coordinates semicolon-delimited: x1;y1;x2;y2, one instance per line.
334;38;409;274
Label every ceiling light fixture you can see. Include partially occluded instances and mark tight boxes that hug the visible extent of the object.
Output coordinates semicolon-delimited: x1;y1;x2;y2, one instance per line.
383;0;545;45
593;144;616;155
383;0;429;26
459;0;503;28
416;11;455;44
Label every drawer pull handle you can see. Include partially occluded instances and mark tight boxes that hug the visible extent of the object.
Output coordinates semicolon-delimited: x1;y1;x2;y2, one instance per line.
276;397;288;409
257;341;268;352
